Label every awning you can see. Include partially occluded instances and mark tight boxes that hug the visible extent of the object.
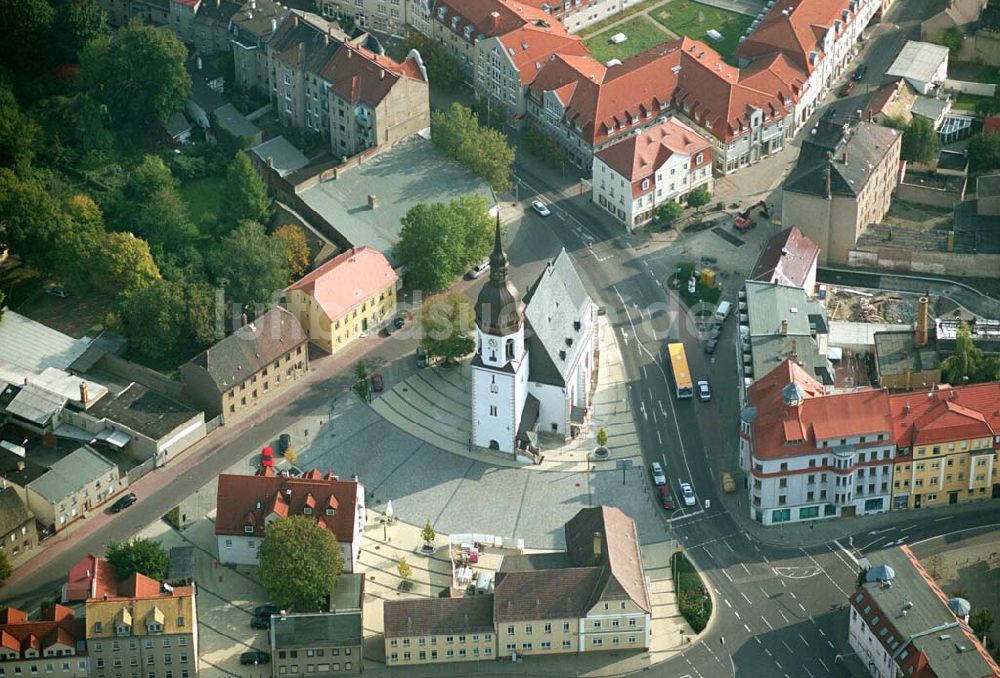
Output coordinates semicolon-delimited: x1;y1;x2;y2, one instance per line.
827;347;844;361
96;428;131;448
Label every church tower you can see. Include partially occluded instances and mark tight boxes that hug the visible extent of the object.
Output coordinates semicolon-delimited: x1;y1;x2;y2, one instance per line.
471;217;529;453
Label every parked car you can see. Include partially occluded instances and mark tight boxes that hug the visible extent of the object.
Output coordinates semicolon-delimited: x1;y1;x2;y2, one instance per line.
852;64;867;81
383;320;396;336
708;325;721;341
110;493;137;513
697;380;712;402
659;484;676;510
277;433;291;454
371;373;384;392
416;346;428;368
531;199;551;217
721;472;737;493
250;614;270;630
704;338;718;354
44;286;67;298
393;315;405;330
679;482;697;507
261;446;274;468
253;605;279;617
650;462;667;486
838;80;855;97
240;651;271;665
465;260;490;279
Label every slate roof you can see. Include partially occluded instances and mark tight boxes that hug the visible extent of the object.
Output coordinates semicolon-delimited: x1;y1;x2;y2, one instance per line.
27;446;117;504
85;381;201;441
185;307;306;391
523;249;595;387
0;487;33;537
749;226;819;289
785;121;900;198
213;103;260;140
230;0;287;41
272;610;362;649
164;111;191;138
874;330;942;378
565;506;651;613
214;468;361;543
494;567;603;621
250;136;309;177
383;597;494;638
4;383;67;425
168;546;195;583
0;447;48;488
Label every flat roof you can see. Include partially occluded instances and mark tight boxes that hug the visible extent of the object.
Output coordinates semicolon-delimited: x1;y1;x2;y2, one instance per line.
874;330;942;377
250;136;309;177
299;135;496;265
84;380;202;441
0;311;91;374
886;41;949;85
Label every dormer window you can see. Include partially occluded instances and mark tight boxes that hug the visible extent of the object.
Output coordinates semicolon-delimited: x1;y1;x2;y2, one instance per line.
244;525;254;534
303;507;313;515
115;625;131;637
437;7;446;19
147;622;162;635
95;622;102;633
325;508;336;516
451;16;459;29
641;179;650;191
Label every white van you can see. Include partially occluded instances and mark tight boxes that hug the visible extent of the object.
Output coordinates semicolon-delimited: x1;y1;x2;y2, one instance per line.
714;301;732;322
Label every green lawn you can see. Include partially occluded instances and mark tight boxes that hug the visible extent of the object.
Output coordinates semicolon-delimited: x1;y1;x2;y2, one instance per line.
578;0;669;37
652;0;754;63
179;176;225;222
584;15;673;64
952;92;988;112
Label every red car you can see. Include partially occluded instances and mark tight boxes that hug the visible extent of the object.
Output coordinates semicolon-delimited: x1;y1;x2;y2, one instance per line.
660;484;676;510
371;373;384;392
838;80;855;97
261;446;274;468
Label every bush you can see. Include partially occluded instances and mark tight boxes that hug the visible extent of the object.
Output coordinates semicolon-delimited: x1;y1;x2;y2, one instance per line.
673;551;711;632
169;153;208;180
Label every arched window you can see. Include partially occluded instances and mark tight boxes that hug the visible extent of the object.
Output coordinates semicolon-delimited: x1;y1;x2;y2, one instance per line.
506;338;515;361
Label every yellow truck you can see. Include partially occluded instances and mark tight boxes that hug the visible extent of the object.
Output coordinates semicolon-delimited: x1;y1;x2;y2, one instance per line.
721;472;736;493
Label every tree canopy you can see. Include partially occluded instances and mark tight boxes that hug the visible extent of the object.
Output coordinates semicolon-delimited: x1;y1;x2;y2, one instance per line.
273;224;311;280
656;201;684;226
942;322;1000;385
401;34;462;90
105;538;169;581
431;103;514;192
900;116;938;164
54;0;110;63
0;0;53;70
115;277;216;367
258;516;344;612
0;169;73;273
80;22;191;126
93;231;162;292
114;156;198;254
396;196;494;291
421;293;475;364
687;188;712;210
0;550;10;588
0;84;41;171
221;152;273;228
967;132;1000;173
937;27;964;55
210;221;289;307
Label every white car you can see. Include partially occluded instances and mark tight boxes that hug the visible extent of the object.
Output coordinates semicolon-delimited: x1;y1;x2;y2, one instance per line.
531;199;551;217
650;462;667;486
697;380;711;401
679;482;697;507
465;260;490;279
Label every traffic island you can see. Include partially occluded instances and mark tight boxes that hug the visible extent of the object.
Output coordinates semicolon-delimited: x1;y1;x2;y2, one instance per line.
672;550;712;633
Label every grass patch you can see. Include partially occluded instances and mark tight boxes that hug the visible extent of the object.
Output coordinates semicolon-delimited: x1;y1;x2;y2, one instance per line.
673;551;712;633
673;262;722;308
652;0;754;63
584;15;672;64
578;0;669;37
953;92;988;111
179;176;225;222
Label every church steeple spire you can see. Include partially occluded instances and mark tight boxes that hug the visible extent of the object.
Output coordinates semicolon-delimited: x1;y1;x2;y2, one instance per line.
475;214;524;336
488;214;508;284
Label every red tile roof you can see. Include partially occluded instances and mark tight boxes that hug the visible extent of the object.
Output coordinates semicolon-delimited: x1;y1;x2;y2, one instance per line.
983;116;1000;136
889;383;1000;449
498;24;588;85
749;359;895;460
0;607;86;659
736;0;860;73
66;554;120;602
436;0;563;42
286;247;398;321
215;469;361;544
595;117;712;188
318;45;425;109
749;226;819;288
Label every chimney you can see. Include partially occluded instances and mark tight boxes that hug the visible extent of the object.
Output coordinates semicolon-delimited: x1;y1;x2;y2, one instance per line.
293;15;299;28
324;34;329;46
266;156;273;167
490;10;501;29
946;231;955;253
592;531;602;560
197;56;203;71
380;69;385;79
347;48;353;59
271;18;277;33
80;381;89;405
780;319;788;336
915;296;930;348
824;166;832;199
17;461;25;472
250;0;256;7
368;194;378;209
241;312;249;326
842;151;848;164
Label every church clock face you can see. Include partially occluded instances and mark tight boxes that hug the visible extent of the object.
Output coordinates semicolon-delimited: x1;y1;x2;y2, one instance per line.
488;338;498;347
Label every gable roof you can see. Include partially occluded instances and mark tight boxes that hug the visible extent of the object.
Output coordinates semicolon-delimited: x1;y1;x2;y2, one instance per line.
736;0;859;73
184;307;306;391
595;117;712;182
749;226;819;288
27;446;117;503
523;249;594;387
495;22;587;85
285;247;397;320
493;567;603;621
66;555;121;603
0;606;85;660
215;469;361;543
435;0;560;42
383;597;494;638
565;506;650;614
0;487;33;537
889;383;1000;448
272;610;363;649
785;120;901;198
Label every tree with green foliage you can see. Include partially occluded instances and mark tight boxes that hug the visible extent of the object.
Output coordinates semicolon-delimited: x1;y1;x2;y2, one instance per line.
354;360;369;401
421;293;475;364
520;122;572;171
396;557;413;584
221;152;273;228
80;22;191;126
34;92;114;163
273;224;311;279
210;221;289;306
0;549;10;587
112;155;198;253
967;132;1000;172
51;194;107;292
258;516;344;612
881;114;908;131
0;0;53;70
115;277;216;366
402;33;463;90
941;322;1000;385
396;196;494;291
937;27;964;55
54;0;110;63
420;520;435;546
105;538;169;581
687;188;712;211
0;84;41;171
596;427;608;448
900;116;938;164
0;169;73;273
656;201;684;227
970;608;994;640
92;231;161;292
431;103;514;192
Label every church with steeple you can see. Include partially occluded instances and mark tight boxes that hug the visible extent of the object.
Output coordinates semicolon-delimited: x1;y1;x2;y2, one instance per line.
471;219;597;457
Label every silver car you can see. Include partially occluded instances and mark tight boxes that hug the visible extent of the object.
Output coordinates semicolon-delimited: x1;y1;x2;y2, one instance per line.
679;482;697;507
531;199;551;217
650;462;667;486
466;260;490;279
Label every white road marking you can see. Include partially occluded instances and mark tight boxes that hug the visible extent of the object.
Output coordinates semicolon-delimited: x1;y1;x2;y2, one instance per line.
754;636;762;644
741;563;752;576
868;527;896;535
779;609;790;624
789;592;797;600
639;402;648;421
620;327;629;345
641;365;648;379
725;539;735;553
703;545;714;560
818;629;826;637
831;539;860;568
799;549;850;597
798;603;807;613
780;578;787;588
934;516;951;522
657;430;663;445
760;616;774;630
761;554;770;564
658;400;667;417
759;585;769;598
781;640;794;654
910;523;1000;546
734;610;741;620
774;660;783;670
799;634;810;647
858;535;888;552
764;649;772;657
722;569;734;583
818;658;830;673
724;599;732;609
743;623;752;634
801;664;815;678
740;592;752;606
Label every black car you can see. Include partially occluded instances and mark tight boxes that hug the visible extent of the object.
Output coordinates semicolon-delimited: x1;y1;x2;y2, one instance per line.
852;64;867;81
110;493;137;513
250;614;270;630
240;651;271;665
277;433;291;454
705;338;718;354
416;346;428;368
253;604;279;617
393;315;405;330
